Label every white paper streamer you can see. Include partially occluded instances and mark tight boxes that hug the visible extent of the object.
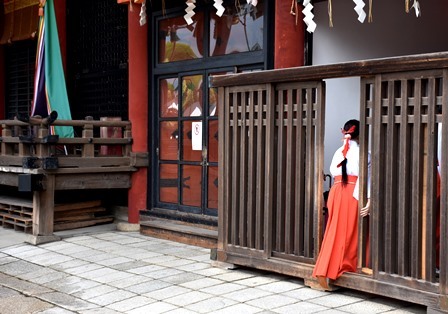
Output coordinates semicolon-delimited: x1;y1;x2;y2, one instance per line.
214;0;225;17
247;0;258;6
412;0;421;17
353;0;366;23
139;0;147;26
302;0;317;33
184;0;196;25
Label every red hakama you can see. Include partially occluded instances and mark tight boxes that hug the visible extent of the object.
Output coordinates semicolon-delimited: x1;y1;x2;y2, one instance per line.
313;175;359;280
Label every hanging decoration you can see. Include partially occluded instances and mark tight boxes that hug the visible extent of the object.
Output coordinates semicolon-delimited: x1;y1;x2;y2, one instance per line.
247;0;258;7
328;0;333;27
411;0;421;17
353;0;366;23
302;0;317;33
184;0;196;25
290;0;299;25
368;0;373;23
405;0;410;13
139;0;147;26
214;0;225;17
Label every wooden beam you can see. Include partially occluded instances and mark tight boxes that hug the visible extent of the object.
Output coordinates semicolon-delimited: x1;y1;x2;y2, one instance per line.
211;52;448;87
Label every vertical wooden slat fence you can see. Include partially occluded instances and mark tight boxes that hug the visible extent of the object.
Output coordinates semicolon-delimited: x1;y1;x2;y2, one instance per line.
362;70;444;291
217;80;325;276
213;52;448;311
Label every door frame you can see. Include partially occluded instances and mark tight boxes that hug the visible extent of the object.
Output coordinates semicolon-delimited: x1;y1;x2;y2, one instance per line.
148;0;274;218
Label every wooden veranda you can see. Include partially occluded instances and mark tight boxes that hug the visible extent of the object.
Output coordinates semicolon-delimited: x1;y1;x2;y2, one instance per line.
0;116;147;244
212;52;448;312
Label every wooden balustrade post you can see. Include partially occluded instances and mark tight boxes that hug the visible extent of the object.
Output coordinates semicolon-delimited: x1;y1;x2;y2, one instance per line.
83;116;94;157
16;122;31;157
123;124;132;157
1;123;13;156
35;119;49;158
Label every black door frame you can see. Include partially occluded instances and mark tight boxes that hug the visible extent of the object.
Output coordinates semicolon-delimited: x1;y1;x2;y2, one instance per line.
148;0;274;218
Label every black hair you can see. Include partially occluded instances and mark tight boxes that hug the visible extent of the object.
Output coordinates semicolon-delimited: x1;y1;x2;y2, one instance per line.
341;119;360;186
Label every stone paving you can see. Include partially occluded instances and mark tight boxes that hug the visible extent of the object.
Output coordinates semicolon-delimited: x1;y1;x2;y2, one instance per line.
0;226;427;313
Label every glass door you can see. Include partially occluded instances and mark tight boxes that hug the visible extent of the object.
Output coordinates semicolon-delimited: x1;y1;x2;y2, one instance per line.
152;0;268;217
157;72;220;216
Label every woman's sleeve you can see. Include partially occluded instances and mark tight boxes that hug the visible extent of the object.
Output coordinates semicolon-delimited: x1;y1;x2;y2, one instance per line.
353;150;370;201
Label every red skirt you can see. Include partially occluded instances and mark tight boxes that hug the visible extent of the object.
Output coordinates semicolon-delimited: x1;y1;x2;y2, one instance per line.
313;175;359;280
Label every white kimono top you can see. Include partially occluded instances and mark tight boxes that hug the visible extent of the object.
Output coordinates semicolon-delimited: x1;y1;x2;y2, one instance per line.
329;140;371;201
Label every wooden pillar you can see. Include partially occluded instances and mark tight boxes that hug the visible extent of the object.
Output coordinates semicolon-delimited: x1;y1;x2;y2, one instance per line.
27;122;60;244
33;175;55;237
127;4;148;224
274;0;305;69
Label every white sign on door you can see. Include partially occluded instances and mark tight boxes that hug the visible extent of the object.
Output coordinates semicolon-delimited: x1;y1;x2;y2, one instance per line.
192;122;202;151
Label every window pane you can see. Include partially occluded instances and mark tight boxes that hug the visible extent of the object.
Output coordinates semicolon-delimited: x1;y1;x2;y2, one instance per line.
209;71;231;116
160;121;178;160
160;78;179;118
182;75;203;117
182;165;202;207
209;86;218;116
209;2;263;56
160;164;178;203
158;13;204;63
208;120;218;163
208;166;218;210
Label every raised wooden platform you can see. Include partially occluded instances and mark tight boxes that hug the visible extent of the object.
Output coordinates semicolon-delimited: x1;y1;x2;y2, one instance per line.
0;116;147;243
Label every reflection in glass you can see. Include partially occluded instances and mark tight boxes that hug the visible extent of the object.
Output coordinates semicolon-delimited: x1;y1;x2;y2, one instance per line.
210;2;263;56
208;71;230;116
160;121;179;160
183;121;202;162
160;78;179;118
208;166;218;210
182;165;202;207
182;75;203;117
208;120;218;163
209;86;218;116
160;164;178;203
158;13;204;63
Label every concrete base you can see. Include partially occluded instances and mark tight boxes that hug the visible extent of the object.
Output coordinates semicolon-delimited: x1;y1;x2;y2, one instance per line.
26;234;62;245
116;222;140;232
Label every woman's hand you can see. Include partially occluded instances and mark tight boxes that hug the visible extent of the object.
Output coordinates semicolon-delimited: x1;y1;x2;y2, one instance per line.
360;199;370;217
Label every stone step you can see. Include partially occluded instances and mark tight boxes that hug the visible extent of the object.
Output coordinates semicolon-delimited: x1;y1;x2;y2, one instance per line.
140;217;218;249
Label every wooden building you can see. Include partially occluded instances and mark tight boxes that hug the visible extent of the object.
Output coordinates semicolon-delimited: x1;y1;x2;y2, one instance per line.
1;0;448;311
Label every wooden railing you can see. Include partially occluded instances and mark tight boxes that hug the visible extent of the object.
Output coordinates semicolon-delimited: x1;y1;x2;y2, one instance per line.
212;52;448;312
0;116;147;241
0;116;146;174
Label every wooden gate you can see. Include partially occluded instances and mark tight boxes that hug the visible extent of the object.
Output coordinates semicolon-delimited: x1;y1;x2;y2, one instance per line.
360;69;448;293
217;81;325;277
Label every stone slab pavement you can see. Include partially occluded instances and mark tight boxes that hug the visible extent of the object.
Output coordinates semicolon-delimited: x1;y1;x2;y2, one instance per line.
0;224;427;314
